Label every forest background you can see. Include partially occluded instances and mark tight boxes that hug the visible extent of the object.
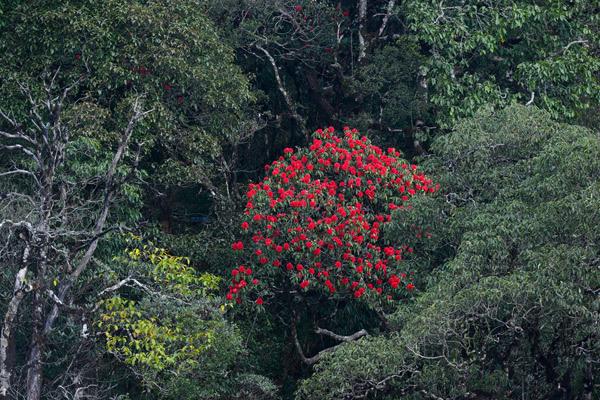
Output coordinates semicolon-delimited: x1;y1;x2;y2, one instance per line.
0;1;598;399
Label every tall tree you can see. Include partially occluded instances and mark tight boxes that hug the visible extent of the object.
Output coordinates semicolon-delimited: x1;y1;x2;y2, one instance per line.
296;104;600;399
0;79;149;399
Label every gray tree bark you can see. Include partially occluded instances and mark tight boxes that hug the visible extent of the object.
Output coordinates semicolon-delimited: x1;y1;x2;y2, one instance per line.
0;259;31;399
357;0;368;61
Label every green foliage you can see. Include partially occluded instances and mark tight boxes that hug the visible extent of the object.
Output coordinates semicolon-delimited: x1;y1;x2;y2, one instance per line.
96;240;276;399
100;297;217;370
207;0;338;62
407;0;600;127
0;0;254;187
350;39;432;142
296;105;600;399
97;242;229;371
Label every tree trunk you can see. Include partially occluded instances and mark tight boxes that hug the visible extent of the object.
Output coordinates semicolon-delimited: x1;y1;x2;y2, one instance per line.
26;293;43;400
0;262;30;399
357;0;368;61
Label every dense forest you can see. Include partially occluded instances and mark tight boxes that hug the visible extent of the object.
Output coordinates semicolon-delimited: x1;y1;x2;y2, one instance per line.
0;1;598;399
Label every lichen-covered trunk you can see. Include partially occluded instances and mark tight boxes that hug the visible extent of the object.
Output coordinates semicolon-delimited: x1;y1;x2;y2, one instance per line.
26;233;49;400
25;345;42;400
0;264;30;399
26;296;43;400
357;0;367;61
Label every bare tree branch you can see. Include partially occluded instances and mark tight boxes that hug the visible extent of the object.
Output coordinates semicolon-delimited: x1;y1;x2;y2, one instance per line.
378;0;397;37
292;315;368;366
255;44;305;130
44;96;152;336
315;327;368;342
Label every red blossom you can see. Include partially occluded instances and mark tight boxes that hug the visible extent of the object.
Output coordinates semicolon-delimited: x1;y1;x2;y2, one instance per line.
388;274;401;289
226;126;437;303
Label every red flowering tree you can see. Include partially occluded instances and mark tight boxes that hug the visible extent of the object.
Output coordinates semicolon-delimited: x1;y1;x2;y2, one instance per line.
227;127;437;307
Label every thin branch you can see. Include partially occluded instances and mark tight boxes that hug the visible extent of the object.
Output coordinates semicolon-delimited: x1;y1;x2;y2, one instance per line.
525;91;535;106
554;39;589;56
315;327;368;342
0;220;33;232
292;315;368;365
95;277;150;299
378;0;397;38
0;169;36;179
0;144;38;161
255;44;305;129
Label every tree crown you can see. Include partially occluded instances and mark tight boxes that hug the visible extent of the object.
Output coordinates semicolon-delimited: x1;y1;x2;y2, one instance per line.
227;127;438;305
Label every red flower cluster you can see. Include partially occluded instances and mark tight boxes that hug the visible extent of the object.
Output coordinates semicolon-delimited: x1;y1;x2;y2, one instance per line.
227;127;437;304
